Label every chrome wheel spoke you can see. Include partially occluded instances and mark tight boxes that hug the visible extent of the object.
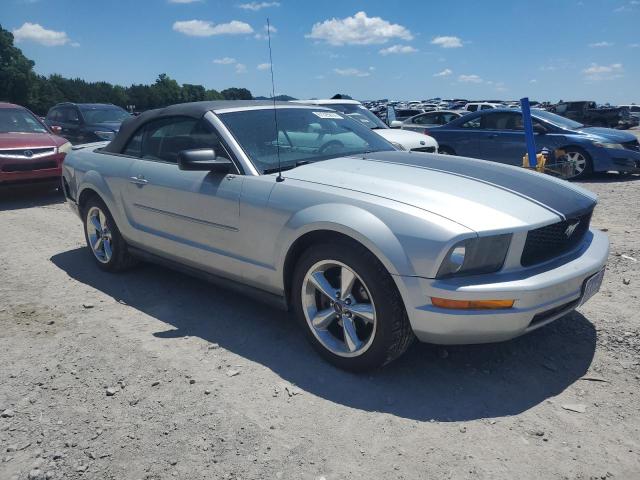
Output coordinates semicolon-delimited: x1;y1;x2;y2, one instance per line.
103;238;113;261
342;316;361;352
312;308;336;330
340;267;356;300
93;237;103;252
90;215;102;233
349;303;375;323
98;211;107;229
309;271;337;301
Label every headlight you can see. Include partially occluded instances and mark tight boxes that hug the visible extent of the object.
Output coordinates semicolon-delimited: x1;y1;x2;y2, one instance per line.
437;234;512;278
592;141;624;150
57;142;72;155
94;131;116;141
390;142;406;151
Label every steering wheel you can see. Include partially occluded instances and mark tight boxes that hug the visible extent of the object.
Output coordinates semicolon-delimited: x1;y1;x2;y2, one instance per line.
318;140;344;155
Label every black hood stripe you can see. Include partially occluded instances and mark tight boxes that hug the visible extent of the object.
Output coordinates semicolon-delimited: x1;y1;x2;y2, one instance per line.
358;152;596;220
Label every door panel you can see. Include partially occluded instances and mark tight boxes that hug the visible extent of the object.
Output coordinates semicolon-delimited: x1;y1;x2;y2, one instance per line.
125;159;243;275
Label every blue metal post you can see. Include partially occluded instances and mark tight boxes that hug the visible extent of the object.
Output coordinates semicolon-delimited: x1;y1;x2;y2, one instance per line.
520;97;537;168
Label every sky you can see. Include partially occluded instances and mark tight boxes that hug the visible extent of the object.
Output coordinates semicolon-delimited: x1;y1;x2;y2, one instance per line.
3;0;640;103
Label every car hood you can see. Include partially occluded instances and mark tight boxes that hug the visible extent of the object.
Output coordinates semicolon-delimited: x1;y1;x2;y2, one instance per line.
86;121;122;132
283;151;596;233
0;132;67;149
374;128;438;149
575;127;637;143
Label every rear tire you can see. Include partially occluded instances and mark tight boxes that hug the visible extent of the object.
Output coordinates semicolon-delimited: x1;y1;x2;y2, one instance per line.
291;241;414;371
82;196;137;272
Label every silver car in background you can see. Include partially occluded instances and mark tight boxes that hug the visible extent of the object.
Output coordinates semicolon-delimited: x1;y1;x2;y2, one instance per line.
61;101;609;371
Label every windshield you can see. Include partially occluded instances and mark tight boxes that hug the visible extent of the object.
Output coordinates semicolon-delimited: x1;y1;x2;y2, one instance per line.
0;108;48;134
219;107;395;174
80;106;130;124
324;103;388;129
533;109;584;129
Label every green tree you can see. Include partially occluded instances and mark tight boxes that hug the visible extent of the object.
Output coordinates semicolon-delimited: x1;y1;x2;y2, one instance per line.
0;24;37;107
221;87;252;100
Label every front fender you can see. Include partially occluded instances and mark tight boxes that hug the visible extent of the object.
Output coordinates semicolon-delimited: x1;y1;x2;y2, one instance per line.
275;203;415;278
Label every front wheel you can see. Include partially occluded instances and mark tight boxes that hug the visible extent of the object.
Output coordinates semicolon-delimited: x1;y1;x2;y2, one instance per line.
83;197;137;272
292;242;414;371
557;148;593;180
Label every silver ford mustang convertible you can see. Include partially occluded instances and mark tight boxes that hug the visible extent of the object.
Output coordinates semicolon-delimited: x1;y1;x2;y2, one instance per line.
61;101;609;371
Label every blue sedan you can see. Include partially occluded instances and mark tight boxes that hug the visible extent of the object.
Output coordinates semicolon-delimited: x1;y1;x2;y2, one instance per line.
427;108;640;179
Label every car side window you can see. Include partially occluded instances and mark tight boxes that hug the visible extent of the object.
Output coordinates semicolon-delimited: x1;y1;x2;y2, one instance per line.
480;104;493;110
466;104;478;112
63;107;80;124
481;112;523;130
441;113;457;123
413;114;432;125
122;128;144;157
460;116;481;129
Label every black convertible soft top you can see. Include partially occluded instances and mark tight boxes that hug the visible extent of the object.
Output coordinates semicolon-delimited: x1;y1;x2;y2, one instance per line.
102;100;305;153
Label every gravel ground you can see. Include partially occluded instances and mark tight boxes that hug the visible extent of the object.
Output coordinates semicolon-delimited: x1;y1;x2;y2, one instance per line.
1;167;639;480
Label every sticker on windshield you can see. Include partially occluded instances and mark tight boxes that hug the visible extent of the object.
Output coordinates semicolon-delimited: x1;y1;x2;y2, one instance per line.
313;111;343;119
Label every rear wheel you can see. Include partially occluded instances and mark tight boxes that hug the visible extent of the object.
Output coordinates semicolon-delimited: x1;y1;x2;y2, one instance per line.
83;197;137;272
292;242;414;371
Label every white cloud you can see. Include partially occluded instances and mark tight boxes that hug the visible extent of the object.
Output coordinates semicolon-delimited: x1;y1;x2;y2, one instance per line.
379;44;417;55
235;63;247;74
431;36;463;48
306;11;412;46
213;57;237;64
583;63;624;80
257;62;271;70
254;24;277;40
629;43;640;48
530;79;538;83
238;1;280;10
173;19;253;37
12;22;73;46
433;68;452;77
589;41;614;47
168;0;202;3
458;74;483;83
333;67;371;77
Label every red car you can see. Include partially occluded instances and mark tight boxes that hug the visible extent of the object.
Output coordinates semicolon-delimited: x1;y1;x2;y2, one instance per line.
0;102;71;188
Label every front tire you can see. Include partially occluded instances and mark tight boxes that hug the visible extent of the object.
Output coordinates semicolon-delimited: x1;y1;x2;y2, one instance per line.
292;241;414;371
558;147;593;180
83;197;137;272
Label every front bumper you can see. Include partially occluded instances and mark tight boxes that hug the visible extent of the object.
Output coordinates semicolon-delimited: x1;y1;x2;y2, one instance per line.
592;146;640;173
396;229;609;345
0;154;64;185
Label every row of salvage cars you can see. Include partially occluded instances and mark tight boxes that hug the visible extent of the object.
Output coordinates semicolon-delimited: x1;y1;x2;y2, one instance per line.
53;100;612;370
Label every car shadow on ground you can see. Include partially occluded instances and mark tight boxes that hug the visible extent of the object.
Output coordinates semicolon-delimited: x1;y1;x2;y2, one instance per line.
0;185;64;211
578;172;640;183
51;247;597;422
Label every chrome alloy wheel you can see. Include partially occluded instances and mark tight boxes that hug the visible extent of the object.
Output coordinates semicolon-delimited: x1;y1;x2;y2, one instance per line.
301;260;377;357
559;151;587;179
86;206;113;264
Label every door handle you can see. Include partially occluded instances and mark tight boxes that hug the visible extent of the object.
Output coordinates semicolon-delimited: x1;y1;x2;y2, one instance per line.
129;175;148;185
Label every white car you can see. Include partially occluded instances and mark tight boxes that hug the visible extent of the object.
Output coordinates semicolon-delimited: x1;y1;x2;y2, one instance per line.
464;102;506;112
292;99;438;153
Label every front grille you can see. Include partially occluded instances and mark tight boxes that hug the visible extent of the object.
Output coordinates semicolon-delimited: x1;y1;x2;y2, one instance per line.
622;140;640;152
0;147;57;159
2;160;58;172
521;211;592;267
411;146;436;153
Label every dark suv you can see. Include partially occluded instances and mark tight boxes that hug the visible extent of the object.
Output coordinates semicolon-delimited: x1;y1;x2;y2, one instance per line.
44;103;130;144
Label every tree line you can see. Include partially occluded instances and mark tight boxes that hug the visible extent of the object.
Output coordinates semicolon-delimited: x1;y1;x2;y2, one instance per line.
0;24;253;115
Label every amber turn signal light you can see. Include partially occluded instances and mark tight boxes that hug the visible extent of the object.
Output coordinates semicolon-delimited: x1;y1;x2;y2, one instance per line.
431;298;515;310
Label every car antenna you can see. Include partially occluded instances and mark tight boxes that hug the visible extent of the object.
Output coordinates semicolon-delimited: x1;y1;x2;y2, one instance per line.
267;18;284;183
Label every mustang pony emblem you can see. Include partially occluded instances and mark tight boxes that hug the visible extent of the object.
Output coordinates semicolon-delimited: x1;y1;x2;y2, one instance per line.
565;221;580;238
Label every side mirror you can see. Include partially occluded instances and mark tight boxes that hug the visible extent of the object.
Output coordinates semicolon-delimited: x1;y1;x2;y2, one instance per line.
50;125;62;134
178;149;233;173
390;120;404;128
